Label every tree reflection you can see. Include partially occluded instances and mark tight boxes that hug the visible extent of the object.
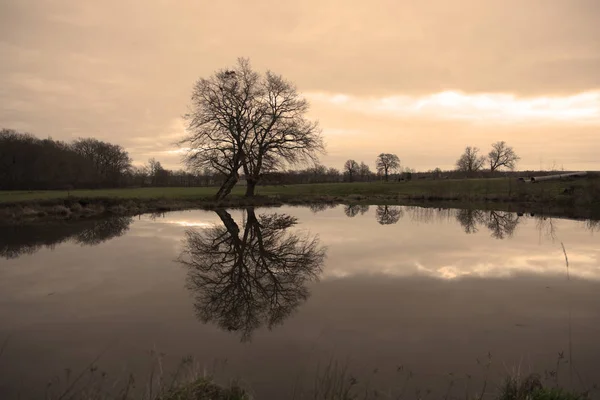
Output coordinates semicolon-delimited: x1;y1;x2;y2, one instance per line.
72;217;133;245
344;204;369;217
535;216;557;242
178;208;326;342
485;211;519;239
455;209;486;234
586;219;600;233
375;205;403;225
0;216;133;259
308;203;337;214
455;209;520;239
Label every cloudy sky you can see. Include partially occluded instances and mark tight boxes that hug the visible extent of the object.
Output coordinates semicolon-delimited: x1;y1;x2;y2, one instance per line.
1;0;599;171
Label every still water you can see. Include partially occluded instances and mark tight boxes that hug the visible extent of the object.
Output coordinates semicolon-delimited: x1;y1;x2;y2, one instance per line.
1;205;600;398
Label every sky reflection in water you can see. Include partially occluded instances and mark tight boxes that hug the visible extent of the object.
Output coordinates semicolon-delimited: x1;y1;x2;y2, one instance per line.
1;205;599;398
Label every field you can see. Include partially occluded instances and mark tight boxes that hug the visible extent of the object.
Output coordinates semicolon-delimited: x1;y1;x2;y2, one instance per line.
1;177;599;222
0;177;595;203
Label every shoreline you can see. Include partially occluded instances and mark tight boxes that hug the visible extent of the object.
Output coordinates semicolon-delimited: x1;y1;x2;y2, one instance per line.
1;192;599;223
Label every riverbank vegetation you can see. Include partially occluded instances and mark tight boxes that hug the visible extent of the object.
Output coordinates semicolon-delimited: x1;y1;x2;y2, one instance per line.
1;175;599;222
26;354;593;400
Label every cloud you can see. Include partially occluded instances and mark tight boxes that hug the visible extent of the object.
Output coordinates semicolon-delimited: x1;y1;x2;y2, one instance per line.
308;90;600;124
0;0;599;171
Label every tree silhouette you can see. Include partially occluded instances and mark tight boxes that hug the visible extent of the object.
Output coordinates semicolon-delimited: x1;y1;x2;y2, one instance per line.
455;209;486;234
178;208;325;341
344;204;369;217
308;203;337;214
182;59;323;199
456;146;486;175
485;211;520;239
488;141;520;172
343;160;359;182
455;209;520;238
375;153;400;181
375;205;403;225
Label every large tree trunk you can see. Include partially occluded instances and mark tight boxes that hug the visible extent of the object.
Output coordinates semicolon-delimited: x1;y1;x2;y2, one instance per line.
245;178;257;197
215;172;239;200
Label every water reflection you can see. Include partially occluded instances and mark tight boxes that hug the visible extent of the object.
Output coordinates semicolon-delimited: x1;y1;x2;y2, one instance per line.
336;204;600;242
344;204;369;217
308;203;338;214
2;205;600;400
585;219;600;232
340;204;522;237
0;216;132;259
177;208;326;341
455;209;520;239
375;205;403;225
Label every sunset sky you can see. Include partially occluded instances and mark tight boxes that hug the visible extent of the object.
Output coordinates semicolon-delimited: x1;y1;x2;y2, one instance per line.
1;0;599;171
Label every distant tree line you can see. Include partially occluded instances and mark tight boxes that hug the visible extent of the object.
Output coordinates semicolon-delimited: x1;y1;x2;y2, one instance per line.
0;128;131;190
2;125;568;192
0;128;224;190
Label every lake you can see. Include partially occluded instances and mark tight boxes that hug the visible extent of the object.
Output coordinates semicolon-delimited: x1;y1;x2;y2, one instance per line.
1;205;600;399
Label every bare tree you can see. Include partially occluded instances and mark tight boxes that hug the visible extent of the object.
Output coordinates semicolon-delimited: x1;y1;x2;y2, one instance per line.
344;159;359;182
359;162;371;181
182;59;264;200
72;138;132;186
242;71;324;197
146;158;170;186
182;58;323;199
455;146;486;175
488;141;520;172
376;153;400;181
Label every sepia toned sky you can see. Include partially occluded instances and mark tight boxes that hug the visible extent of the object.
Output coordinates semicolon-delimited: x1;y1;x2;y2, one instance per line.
1;0;599;171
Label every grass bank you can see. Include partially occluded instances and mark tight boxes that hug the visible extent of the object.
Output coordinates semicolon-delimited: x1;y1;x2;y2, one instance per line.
1;176;599;222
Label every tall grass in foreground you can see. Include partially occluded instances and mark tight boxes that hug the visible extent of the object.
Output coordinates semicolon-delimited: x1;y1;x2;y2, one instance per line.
1;351;592;400
37;352;249;400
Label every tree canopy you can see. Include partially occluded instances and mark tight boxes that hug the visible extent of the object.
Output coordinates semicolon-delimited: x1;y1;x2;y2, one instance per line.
488;141;520;172
182;58;324;199
455;146;486;174
376;153;400;181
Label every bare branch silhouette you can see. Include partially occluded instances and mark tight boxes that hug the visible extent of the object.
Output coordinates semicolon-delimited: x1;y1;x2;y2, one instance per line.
375;205;403;225
178;208;325;341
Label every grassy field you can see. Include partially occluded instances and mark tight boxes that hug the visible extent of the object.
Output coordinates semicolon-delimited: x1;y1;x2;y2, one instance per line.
0;177;596;203
1;177;599;222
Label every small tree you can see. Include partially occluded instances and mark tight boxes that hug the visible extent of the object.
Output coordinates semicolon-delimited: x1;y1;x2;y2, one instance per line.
376;153;400;181
456;146;486;175
488;141;520;172
359;162;371;181
344;160;359;182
